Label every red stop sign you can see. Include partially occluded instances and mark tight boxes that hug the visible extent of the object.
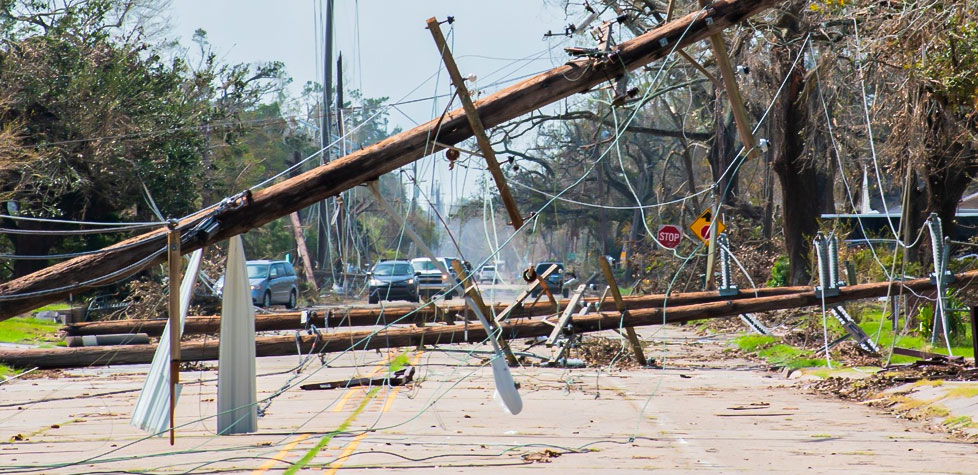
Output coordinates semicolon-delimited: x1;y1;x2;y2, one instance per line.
657;225;682;249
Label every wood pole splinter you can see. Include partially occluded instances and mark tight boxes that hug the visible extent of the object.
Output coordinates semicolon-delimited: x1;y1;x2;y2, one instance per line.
427;17;524;230
166;224;181;446
599;257;647;365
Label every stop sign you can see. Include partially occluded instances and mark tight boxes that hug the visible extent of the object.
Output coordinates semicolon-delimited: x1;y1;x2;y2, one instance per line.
657;225;682;249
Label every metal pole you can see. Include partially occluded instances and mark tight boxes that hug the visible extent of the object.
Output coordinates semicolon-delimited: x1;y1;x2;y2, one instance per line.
166;223;181;445
318;0;335;275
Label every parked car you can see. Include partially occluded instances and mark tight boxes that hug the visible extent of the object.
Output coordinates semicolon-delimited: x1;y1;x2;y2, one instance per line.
368;260;420;304
242;260;299;308
529;261;568;299
410;257;458;300
479;265;501;284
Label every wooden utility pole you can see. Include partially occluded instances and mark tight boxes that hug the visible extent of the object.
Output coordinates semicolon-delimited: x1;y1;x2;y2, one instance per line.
0;0;781;320
166;224;181;445
12;271;978;369
64;282;811;337
698;0;757;161
288;213;318;293
451;260;519;365
598;256;647;365
427;17;524;230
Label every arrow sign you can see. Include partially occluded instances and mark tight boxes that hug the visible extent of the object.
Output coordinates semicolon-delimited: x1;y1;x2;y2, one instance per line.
689;209;726;243
657;225;682;249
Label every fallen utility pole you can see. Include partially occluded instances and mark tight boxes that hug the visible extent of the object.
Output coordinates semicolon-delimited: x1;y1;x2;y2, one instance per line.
427;17;524;229
0;0;779;320
63;285;814;337
12;272;978;368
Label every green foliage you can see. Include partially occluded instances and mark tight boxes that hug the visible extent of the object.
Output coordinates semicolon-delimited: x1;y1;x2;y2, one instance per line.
912;291;971;347
912;12;978;106
766;255;790;287
848;245;924;283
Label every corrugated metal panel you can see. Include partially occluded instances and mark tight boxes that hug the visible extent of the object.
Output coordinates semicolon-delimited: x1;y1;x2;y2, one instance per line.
217;235;257;434
129;249;203;435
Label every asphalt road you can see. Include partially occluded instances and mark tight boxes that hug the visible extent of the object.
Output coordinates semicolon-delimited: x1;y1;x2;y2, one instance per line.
2;324;976;473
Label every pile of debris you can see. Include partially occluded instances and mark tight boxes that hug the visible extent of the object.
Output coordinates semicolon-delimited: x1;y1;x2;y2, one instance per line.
809;357;978;401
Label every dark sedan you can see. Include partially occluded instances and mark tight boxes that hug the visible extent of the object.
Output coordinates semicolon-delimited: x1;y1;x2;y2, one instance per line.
368;260;420;304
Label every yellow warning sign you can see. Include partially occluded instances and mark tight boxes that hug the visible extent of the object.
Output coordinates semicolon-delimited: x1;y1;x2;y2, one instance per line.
689;208;725;243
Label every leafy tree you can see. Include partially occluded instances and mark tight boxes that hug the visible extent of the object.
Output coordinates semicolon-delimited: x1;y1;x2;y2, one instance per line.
0;0;281;278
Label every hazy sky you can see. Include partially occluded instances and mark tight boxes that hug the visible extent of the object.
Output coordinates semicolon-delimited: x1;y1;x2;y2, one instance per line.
167;1;585;204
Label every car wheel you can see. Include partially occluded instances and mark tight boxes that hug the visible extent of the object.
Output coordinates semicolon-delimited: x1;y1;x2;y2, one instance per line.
286;289;297;309
368;293;379;304
562;288;569;299
262;291;272;308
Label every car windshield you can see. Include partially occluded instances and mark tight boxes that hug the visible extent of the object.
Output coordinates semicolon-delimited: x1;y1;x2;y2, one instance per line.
247;264;269;279
412;259;437;272
484;266;495;271
373;262;414;276
535;263;562;274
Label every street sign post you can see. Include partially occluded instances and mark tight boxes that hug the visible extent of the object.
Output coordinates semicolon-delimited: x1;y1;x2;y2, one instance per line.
656;224;682;249
689;209;726;243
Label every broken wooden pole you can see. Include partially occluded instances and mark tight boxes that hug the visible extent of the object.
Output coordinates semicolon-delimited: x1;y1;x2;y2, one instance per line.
166;224;180;445
11;272;978;369
288;212;318;293
427;17;524;229
0;0;780;320
599;256;647;365
451;260;519;365
64;269;971;338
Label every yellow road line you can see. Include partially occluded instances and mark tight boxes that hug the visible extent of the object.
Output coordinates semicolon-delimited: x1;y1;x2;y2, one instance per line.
331;352;394;412
251;433;311;474
323;432;368;474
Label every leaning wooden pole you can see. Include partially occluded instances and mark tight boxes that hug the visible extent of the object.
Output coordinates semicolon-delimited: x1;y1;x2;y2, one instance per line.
11;272;978;369
0;0;780;320
166;225;181;446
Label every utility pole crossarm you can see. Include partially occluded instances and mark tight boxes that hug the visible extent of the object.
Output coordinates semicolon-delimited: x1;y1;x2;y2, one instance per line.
426;17;524;230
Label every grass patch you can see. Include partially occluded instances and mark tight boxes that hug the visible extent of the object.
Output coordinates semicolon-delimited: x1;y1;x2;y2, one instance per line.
945;385;978;399
942;416;974;428
733;335;778;352
388;352;411;373
0;364;17;379
32;302;71;313
857;310;974;363
0;317;62;344
733;335;827;370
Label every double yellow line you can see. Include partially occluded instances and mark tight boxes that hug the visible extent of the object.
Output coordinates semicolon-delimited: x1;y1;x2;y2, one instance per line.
253;351;422;474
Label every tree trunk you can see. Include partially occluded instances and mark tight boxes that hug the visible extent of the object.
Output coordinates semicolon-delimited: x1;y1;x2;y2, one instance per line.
770;43;815;286
709;96;738;198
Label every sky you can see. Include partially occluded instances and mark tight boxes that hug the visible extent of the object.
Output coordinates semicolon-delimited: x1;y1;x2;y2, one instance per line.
167;1;586;205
